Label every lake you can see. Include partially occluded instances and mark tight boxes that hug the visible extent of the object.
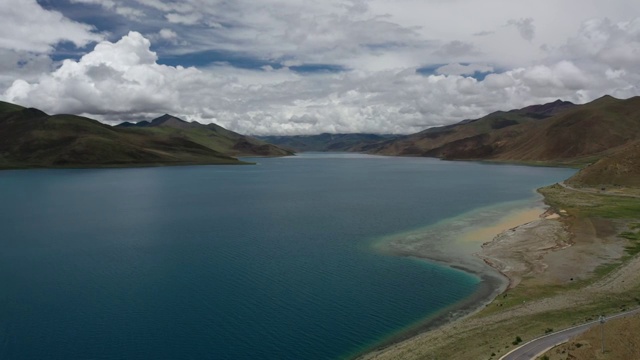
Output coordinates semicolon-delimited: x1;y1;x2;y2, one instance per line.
0;154;575;359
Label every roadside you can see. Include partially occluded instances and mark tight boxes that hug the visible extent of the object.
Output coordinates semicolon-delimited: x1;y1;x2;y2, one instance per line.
538;312;640;359
501;308;640;360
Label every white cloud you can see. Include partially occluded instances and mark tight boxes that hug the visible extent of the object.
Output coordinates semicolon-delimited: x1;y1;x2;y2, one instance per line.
159;28;179;43
4;26;640;135
43;0;640;73
3;32;194;115
3;2;640;136
0;0;102;53
560;18;640;72
165;12;203;25
70;0;144;19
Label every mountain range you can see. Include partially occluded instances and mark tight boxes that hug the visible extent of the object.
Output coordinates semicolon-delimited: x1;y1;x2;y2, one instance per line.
363;95;640;163
1;95;638;189
0;102;292;169
116;114;293;158
356;95;640;187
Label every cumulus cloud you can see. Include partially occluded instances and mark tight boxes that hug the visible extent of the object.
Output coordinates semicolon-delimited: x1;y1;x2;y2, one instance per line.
0;0;102;91
3;32;194;115
3;0;640;137
507;18;536;42
5;29;639;136
560;18;640;72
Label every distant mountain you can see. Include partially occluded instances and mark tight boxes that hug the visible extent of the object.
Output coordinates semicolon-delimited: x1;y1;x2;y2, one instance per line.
258;133;398;152
118;114;294;157
0;101;290;169
366;96;640;166
362;99;578;159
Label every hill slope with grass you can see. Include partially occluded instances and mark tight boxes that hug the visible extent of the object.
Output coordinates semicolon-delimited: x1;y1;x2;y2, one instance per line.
0;102;246;168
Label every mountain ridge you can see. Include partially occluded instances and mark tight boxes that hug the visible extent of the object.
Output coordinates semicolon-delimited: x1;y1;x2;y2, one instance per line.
359;95;640;187
117;114;294;157
0;103;293;169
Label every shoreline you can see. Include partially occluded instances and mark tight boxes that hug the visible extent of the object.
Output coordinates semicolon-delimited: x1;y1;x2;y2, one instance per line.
355;199;549;359
350;268;504;359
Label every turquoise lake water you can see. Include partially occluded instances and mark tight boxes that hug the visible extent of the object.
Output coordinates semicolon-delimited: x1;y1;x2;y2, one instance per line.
0;154;575;359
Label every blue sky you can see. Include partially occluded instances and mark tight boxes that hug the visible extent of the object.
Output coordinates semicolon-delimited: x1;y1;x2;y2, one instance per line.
1;0;639;135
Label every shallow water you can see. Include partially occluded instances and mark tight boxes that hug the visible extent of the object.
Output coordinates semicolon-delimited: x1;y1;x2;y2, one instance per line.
0;154;575;359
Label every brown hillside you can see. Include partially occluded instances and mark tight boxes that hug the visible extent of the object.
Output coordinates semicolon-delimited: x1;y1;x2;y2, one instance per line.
490;96;640;162
367;99;576;157
369;96;640;166
566;140;640;188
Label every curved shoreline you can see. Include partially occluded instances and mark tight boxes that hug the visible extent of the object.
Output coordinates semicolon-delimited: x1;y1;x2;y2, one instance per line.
354;201;547;359
350;268;505;359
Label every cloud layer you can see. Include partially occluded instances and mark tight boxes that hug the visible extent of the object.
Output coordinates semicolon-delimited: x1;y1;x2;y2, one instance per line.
1;1;640;135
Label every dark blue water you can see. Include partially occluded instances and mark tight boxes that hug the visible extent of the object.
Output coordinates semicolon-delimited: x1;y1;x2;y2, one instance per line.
0;154;575;359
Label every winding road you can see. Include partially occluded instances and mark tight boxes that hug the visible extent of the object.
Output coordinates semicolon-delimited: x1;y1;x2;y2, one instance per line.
499;308;640;360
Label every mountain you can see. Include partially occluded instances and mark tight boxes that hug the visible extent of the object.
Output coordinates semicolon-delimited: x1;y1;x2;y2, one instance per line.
118;114;294;157
366;96;640;166
362;99;577;159
0;102;247;169
258;133;398;152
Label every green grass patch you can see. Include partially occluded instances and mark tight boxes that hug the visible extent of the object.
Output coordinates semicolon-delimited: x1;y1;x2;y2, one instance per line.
0;100;25;113
538;184;640;219
620;224;640;255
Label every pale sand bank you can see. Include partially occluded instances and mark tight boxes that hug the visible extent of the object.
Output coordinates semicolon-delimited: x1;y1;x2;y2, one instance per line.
460;207;544;244
358;202;550;358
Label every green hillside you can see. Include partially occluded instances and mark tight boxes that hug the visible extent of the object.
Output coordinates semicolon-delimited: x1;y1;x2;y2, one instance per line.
0;105;244;169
